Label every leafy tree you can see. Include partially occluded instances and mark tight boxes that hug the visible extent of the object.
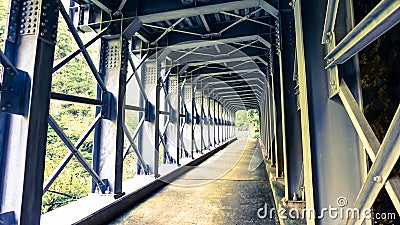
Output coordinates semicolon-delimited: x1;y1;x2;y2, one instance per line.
42;14;98;212
235;109;260;138
235;110;250;131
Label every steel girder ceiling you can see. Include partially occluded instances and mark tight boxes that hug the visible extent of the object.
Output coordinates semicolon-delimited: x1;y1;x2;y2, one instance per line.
73;0;278;111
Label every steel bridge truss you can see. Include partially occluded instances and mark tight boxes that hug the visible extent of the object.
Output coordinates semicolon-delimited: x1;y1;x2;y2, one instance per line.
0;0;398;224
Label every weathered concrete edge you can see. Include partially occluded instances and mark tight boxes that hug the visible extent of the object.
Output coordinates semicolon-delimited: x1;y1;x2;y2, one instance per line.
259;139;307;225
258;139;285;224
74;137;237;225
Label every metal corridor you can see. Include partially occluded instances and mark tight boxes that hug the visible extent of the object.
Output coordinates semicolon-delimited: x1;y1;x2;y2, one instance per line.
0;0;399;224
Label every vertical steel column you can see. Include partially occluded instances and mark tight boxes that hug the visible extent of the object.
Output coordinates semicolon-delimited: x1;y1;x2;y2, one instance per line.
219;103;223;143
228;110;231;139
0;0;59;224
265;87;271;160
220;106;223;142
270;36;285;176
232;110;234;138
154;75;161;177
93;37;128;194
219;103;222;143
208;97;212;148
189;81;195;156
200;92;204;152
214;99;219;144
166;75;179;164
194;90;202;152
225;108;228;141
294;0;365;224
267;82;276;166
260;97;265;146
212;99;216;145
228;110;230;139
226;108;228;140
261;92;266;151
138;59;162;177
277;3;304;201
265;93;268;149
176;72;181;165
227;110;230;139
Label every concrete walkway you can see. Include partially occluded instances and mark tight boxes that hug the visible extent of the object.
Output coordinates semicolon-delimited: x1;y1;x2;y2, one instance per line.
110;138;278;225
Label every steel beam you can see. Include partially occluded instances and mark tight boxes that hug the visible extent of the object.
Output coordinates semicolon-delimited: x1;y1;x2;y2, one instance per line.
0;1;60;224
154;76;161;177
138;60;162;176
339;80;400;214
295;0;367;224
293;1;315;223
43;115;101;194
325;0;400;67
276;6;303;201
185;56;259;67
168;35;265;51
136;0;278;24
321;0;339;44
347;106;400;225
93;37;129;194
59;4;108;92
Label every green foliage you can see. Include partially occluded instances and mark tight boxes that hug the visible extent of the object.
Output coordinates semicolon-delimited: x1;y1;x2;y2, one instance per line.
42;15;97;213
247;109;260;138
235;110;249;131
235;109;260;139
252;132;260;139
0;2;140;212
123;111;139;181
0;1;8;50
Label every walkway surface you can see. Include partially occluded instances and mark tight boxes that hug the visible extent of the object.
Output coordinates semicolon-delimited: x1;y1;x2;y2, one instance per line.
110;138;278;225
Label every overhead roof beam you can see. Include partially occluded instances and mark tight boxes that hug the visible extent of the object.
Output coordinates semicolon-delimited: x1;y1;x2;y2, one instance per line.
84;0;112;14
200;15;211;32
204;82;263;91
186;56;258;67
201;77;261;84
138;0;278;24
193;68;262;77
169;35;261;51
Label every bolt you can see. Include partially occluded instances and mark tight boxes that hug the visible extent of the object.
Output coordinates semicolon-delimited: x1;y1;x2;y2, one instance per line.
373;176;382;183
293;192;298;201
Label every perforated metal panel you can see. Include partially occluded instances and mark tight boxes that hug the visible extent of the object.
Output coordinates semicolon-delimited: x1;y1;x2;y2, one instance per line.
204;97;208;108
184;86;192;100
195;92;202;103
144;63;158;84
19;0;40;36
168;78;178;93
105;45;120;68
